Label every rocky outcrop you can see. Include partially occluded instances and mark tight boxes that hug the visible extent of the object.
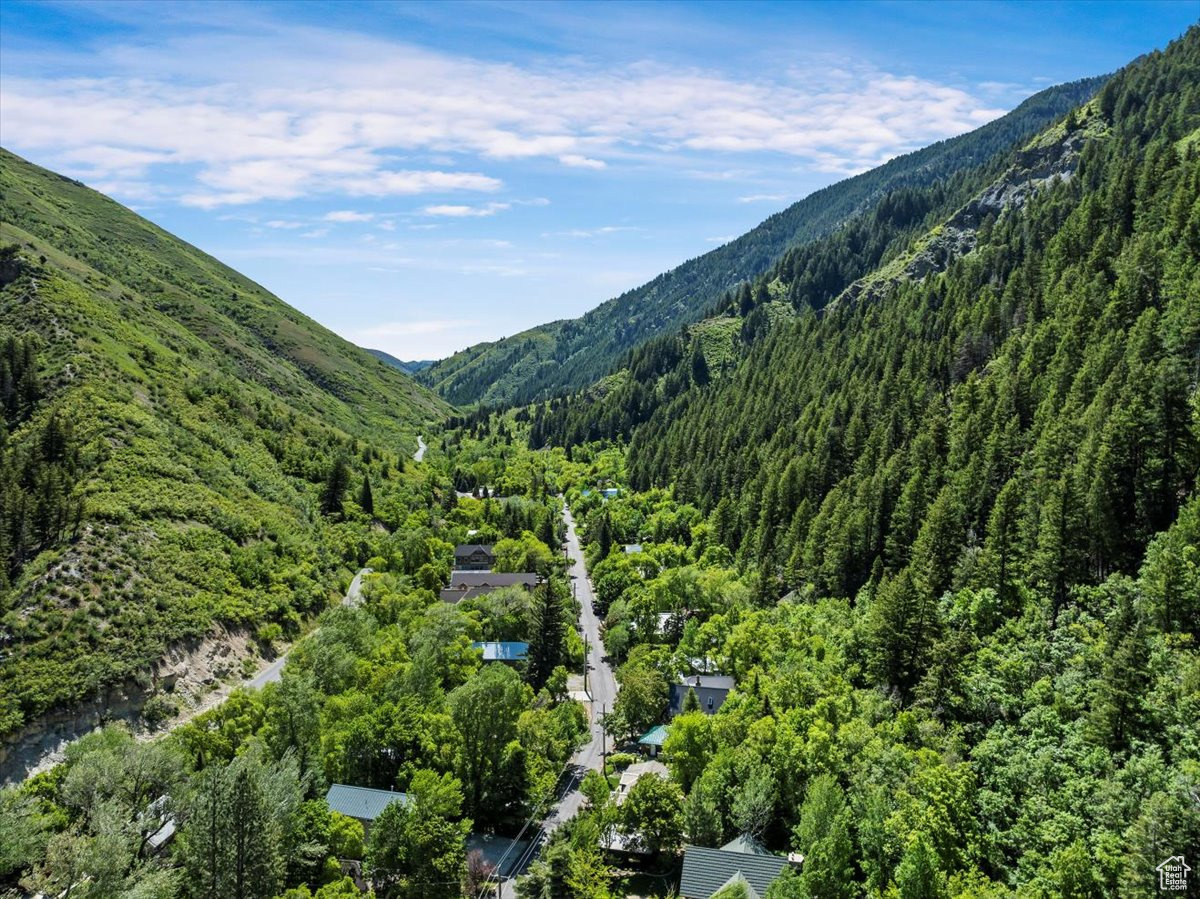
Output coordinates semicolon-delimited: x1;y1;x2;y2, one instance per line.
1;625;259;784
831;121;1092;311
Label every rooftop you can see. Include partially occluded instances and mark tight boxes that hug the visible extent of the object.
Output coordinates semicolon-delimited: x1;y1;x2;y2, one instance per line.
679;838;790;899
617;760;670;802
638;724;670;747
677;674;736;691
449;571;540;589
473;641;530;662
325;784;410;822
455;543;495;555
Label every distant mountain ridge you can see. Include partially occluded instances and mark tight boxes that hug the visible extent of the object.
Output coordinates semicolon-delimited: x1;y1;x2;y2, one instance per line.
365;348;436;375
418;75;1108;407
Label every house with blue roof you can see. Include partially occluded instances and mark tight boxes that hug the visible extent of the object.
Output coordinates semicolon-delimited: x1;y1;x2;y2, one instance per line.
472;641;529;663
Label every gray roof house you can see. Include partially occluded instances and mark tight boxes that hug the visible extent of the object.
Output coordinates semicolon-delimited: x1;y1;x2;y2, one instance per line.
679;835;793;899
441;571;541;603
669;674;736;717
454;544;496;571
325;784;410;836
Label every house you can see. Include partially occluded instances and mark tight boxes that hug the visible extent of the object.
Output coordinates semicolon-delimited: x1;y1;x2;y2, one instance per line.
325;784;410;838
472;641;529;663
669;674;735;717
601;760;672;856
440;571;540;603
142;796;176;854
679;835;795;899
614;760;669;805
602;488;620;500
449;571;540;590
623;544;643;554
637;724;669;757
454;544;496;571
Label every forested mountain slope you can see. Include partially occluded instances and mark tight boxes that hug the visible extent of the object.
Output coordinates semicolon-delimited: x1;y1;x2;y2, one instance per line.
510;29;1200;897
420;76;1106;407
537;31;1199;616
0;150;450;741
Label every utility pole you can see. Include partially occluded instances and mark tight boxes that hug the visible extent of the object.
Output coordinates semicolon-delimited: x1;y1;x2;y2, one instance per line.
601;703;607;762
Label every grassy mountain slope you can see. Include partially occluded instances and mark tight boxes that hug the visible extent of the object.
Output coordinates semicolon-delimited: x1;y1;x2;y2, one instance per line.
0;149;450;737
420;76;1107;407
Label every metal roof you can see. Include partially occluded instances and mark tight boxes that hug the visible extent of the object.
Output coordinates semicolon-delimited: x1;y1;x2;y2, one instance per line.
721;834;772;855
449;572;540;589
679;844;789;899
638;724;670;747
472;641;529;661
325;784;410;822
676;674;736;691
455;544;495;556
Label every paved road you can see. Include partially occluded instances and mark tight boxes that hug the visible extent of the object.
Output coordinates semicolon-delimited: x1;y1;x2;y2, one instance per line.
414;435;427;462
249;567;370;689
496;504;616;897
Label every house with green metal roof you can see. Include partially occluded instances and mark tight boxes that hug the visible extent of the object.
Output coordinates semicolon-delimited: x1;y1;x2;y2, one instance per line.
325;784;410;837
679;835;796;899
637;724;669;757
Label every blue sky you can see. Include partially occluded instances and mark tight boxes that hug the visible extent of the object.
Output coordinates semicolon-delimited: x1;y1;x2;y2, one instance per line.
1;1;1195;360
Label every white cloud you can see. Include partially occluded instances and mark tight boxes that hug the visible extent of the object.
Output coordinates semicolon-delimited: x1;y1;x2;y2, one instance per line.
300;228;329;238
325;210;375;222
265;219;305;229
559;154;607;170
0;21;1007;209
422;202;510;217
350;317;492;358
737;193;789;203
542;225;640;239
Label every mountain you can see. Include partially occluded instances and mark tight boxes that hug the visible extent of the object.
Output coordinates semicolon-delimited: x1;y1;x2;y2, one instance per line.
538;27;1199;616
0;148;450;742
365;348;436;375
515;29;1200;895
419;75;1108;407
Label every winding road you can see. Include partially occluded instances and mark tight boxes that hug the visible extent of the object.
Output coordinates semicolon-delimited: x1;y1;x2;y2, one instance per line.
249;567;371;689
414;435;427;462
495;503;617;897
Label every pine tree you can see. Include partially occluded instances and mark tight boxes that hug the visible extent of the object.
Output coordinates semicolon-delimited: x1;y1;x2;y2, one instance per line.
319;456;350;517
528;582;566;691
358;474;374;516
